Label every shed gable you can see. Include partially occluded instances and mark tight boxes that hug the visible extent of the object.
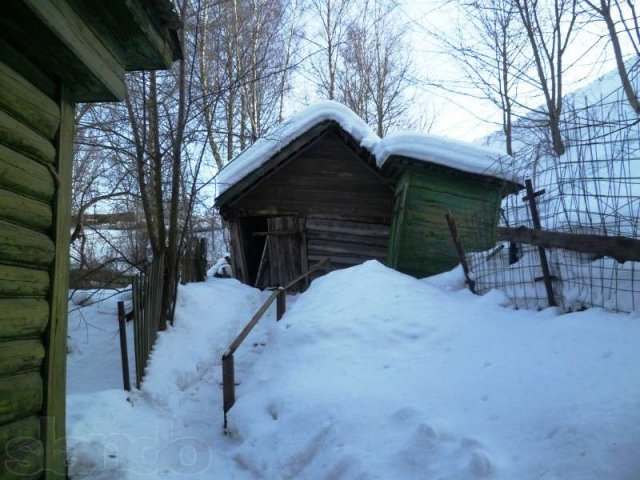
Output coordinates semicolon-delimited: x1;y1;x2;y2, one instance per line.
228;129;393;223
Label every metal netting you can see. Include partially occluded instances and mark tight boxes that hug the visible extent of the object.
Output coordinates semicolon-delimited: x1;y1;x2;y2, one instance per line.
467;77;640;313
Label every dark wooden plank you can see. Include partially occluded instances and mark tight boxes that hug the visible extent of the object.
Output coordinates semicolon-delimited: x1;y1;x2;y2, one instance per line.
305;218;390;236
22;0;127;99
0;416;40;450
307;239;387;258
497;226;640;263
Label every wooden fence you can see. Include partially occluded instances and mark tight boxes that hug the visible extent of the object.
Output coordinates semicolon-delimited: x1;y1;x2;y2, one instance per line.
221;258;330;430
131;254;165;389
181;236;207;284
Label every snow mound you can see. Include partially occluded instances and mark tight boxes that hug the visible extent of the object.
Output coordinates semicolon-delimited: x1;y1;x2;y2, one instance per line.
227;260;640;479
215;101;380;198
375;132;518;182
66;262;640;479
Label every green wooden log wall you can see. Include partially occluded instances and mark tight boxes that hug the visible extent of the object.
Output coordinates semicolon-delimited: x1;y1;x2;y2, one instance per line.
0;58;58;480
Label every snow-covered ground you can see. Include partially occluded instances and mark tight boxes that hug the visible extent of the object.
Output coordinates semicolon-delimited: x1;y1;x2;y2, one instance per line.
67;261;640;479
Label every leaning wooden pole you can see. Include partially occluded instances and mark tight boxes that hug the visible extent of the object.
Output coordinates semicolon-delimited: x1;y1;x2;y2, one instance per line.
444;211;476;294
523;179;557;307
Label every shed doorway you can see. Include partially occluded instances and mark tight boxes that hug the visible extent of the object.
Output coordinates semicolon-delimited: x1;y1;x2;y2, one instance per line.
251;216;306;290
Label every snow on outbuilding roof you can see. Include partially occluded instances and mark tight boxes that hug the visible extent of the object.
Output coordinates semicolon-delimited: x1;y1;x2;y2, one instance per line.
215;101;380;198
374;132;518;183
215;102;518;201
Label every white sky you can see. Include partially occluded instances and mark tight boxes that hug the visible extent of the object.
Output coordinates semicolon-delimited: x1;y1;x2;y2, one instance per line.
288;0;628;143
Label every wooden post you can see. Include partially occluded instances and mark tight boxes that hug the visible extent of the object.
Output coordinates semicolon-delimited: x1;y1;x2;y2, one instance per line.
117;301;131;391
444;211;476;294
276;288;286;321
523;179;557;307
222;352;235;431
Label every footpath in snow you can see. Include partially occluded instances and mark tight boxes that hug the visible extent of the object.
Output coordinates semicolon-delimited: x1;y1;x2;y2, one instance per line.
67;261;640;479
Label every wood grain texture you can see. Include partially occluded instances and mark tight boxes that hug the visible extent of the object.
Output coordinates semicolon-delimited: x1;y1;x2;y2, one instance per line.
0;437;44;479
0;189;52;232
43;88;73;480
0;372;42;425
0;416;40;450
0;143;55;202
0;299;49;339
67;0;174;70
389;165;503;278
0;109;56;164
232;130;393;223
0;265;49;298
22;0;126;100
0;340;45;376
0;219;55;267
0;61;60;139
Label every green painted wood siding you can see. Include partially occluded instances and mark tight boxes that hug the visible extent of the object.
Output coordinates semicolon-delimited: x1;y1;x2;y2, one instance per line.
387;166;503;278
0;58;65;480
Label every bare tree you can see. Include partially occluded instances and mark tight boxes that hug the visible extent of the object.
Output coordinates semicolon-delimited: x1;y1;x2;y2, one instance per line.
307;0;353;100
583;0;640;113
336;0;414;136
513;0;579;156
437;0;532;155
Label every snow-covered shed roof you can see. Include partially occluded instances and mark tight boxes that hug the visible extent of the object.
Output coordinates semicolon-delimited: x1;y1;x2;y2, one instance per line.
375;132;519;183
215;101;380;198
215;102;518;203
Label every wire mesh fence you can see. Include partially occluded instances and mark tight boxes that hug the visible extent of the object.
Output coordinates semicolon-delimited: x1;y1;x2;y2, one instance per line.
467;75;640;313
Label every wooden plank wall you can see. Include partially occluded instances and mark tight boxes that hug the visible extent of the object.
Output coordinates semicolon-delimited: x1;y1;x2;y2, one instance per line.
306;218;389;273
390;167;502;278
0;59;61;479
227;129;394;284
234;130;393;224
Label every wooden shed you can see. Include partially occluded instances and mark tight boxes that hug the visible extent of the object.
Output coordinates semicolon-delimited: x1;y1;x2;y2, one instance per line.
378;134;521;278
0;2;179;478
215;105;393;289
215;104;519;289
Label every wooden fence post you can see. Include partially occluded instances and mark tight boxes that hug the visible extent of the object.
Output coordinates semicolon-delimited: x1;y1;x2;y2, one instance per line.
276;288;286;321
222;352;235;431
523;179;557;307
444;211;476;294
117;301;131;391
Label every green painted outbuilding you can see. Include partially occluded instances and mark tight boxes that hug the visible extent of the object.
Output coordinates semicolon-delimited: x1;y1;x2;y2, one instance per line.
0;2;180;478
379;139;521;278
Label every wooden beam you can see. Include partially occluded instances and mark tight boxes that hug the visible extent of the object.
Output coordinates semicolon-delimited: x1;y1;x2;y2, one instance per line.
20;0;127;100
497;226;640;263
43;87;74;480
